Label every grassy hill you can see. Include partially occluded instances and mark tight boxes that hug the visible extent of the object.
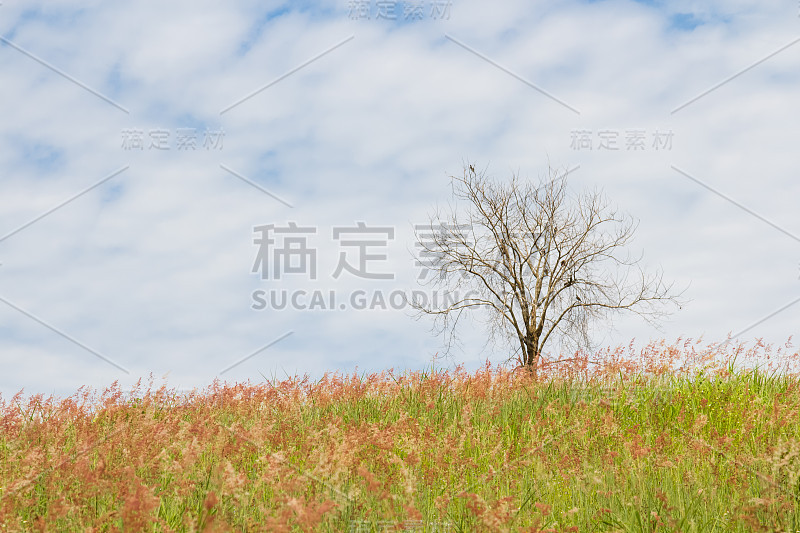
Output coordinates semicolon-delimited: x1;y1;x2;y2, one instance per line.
1;338;799;531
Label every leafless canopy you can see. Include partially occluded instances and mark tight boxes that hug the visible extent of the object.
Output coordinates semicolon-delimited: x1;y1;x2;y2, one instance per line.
413;164;681;377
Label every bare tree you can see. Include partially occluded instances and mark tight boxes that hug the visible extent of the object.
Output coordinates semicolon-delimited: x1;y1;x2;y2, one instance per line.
413;163;681;378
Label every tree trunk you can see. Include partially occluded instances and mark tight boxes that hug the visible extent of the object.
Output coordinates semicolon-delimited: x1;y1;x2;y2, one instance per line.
522;335;540;379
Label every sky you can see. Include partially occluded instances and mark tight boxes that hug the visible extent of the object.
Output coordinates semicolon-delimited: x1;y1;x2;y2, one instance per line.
0;0;798;399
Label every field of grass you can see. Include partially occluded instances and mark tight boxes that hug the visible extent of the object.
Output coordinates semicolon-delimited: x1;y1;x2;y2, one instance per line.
1;338;800;532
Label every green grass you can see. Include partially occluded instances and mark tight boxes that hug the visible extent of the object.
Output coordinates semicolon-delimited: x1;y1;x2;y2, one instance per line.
1;339;800;531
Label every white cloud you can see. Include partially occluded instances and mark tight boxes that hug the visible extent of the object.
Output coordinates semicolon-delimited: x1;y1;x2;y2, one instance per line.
1;0;798;398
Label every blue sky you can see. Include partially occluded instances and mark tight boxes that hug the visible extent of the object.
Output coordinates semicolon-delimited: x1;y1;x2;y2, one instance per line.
0;0;799;398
